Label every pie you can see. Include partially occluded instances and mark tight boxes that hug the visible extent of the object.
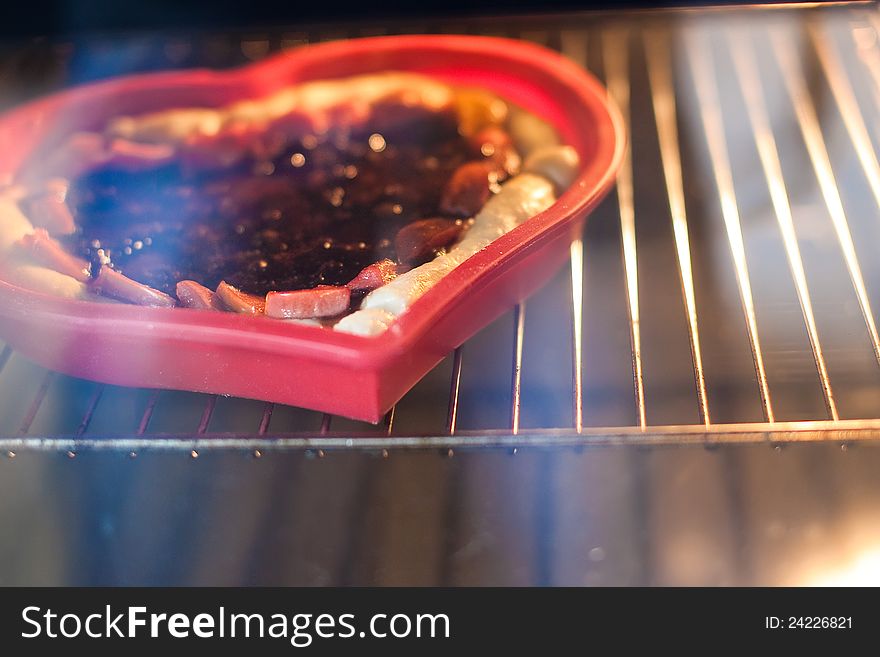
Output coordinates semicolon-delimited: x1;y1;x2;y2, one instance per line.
0;72;579;336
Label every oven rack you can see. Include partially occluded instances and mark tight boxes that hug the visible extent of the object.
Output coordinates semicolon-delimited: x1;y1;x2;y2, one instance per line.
2;3;880;452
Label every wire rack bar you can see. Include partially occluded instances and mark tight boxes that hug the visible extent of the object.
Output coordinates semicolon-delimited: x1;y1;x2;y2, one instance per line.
510;302;526;434
196;395;218;434
17;371;54;435
730;29;840;421
686;26;775;422
258;402;274;435
569;239;585;432
75;385;105;436
5;417;880;452
0;346;12;375
446;347;464;435
136;391;161;436
320;413;332;435
602;26;647;429
812;21;880;214
774;27;880;370
384;406;396;436
645;28;711;427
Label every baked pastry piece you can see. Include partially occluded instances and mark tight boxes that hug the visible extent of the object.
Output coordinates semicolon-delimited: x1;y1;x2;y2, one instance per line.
0;72;578;336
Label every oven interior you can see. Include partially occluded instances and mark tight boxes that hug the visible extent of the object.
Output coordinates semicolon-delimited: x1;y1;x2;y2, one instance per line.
2;3;880;585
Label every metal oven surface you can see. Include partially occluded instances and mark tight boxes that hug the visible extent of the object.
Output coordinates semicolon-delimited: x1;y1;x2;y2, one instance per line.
2;3;880;585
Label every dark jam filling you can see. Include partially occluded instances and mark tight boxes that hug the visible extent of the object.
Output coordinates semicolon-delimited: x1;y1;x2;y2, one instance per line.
63;110;472;297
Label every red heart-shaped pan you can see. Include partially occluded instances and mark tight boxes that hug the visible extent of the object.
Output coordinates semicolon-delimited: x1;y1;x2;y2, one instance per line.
0;35;624;423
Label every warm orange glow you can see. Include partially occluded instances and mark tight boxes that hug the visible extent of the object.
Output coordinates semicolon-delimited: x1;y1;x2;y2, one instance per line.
806;550;880;587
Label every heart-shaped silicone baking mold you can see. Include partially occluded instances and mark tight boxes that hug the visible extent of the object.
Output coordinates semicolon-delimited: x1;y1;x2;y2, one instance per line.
0;35;623;423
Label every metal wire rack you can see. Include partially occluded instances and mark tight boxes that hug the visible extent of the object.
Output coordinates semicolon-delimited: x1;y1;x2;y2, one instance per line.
2;3;880;452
